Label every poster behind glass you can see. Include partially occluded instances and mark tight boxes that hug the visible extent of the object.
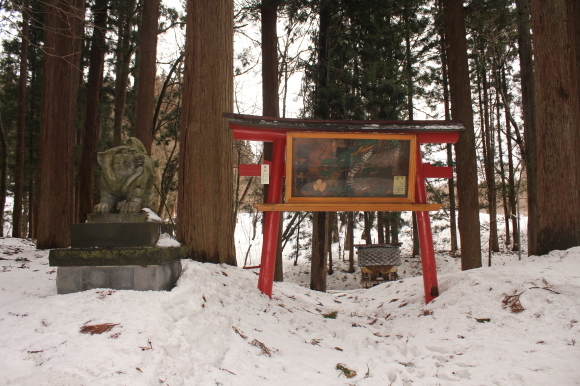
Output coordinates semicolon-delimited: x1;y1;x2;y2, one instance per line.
287;133;416;203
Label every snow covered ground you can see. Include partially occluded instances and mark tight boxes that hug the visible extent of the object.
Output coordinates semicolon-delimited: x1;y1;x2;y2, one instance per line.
0;214;579;385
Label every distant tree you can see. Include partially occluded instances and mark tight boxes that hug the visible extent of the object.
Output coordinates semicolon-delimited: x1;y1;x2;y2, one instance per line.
177;0;236;265
515;0;536;252
134;0;161;154
77;0;109;223
112;0;137;146
36;0;84;249
260;0;285;281
0;111;7;236
529;0;580;255
443;0;482;269
12;0;30;238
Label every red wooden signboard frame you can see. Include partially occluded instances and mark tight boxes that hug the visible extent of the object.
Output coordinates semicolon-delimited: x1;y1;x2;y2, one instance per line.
225;113;463;304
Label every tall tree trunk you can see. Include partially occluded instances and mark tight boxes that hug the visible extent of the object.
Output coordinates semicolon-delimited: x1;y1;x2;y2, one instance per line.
502;68;519;250
313;0;331;120
36;0;84;249
497;114;510;245
346;211;355;273
377;211;385;244
530;0;580;255
0;112;7;236
13;0;30;238
260;0;284;281
177;0;236;265
261;0;279;119
134;0;161;154
480;61;499;253
443;0;482;269
438;2;458;256
389;212;400;244
310;211;327;291
309;0;332;287
326;212;333;275
363;211;372;244
515;0;536;255
506;110;519;251
77;0;109;224
490;83;500;252
113;2;135;146
405;10;421;257
27;56;38;238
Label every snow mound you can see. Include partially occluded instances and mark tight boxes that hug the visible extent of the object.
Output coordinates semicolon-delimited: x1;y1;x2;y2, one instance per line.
0;239;579;385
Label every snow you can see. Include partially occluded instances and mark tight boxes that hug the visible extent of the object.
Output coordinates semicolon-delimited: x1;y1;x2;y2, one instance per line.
0;216;579;385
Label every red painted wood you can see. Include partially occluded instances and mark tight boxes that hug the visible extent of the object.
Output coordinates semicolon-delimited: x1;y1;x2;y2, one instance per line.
238;161;273;177
227;115;456;303
231;122;460;144
423;164;454;179
415;145;439;303
230;123;287;141
257;138;286;297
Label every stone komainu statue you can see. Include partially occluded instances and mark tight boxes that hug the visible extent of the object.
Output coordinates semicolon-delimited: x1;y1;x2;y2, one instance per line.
94;137;156;214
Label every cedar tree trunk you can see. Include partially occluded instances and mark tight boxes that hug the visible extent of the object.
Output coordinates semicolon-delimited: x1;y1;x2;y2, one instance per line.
77;0;108;223
529;0;580;255
177;0;236;265
13;0;30;238
134;0;161;154
443;0;482;269
37;0;84;249
261;0;284;281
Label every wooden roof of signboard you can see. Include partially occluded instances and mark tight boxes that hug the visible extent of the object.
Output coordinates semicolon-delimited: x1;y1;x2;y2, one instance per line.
224;113;465;143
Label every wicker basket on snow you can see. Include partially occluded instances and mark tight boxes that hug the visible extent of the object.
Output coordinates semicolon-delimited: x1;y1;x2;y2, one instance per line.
355;244;401;267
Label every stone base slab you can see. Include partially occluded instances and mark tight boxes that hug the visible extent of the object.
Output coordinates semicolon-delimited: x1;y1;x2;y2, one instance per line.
71;222;161;248
87;213;149;223
56;259;182;294
49;246;187;267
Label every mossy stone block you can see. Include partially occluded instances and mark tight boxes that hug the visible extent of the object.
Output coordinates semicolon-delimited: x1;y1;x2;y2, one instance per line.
87;213;149;223
49;246;188;267
71;222;160;248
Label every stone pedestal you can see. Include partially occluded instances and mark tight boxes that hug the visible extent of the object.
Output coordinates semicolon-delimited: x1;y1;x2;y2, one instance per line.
49;214;186;294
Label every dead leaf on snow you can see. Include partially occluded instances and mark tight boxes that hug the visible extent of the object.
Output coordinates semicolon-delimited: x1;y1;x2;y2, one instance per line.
80;323;120;335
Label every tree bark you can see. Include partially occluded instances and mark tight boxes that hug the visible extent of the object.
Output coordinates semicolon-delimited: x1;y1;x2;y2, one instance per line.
177;0;236;265
37;0;84;249
443;0;482;269
0;112;7;236
260;0;284;281
515;0;536;255
438;3;458;256
503;69;519;251
530;0;580;255
13;0;30;238
310;211;327;291
326;212;333;275
77;0;109;224
113;1;136;146
377;212;385;244
261;0;279;119
134;0;161;154
347;211;355;273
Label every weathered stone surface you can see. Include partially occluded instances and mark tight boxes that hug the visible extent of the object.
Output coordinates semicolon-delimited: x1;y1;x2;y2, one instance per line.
55;260;182;294
93;137;156;214
87;213;148;223
71;222;161;248
49;246;187;267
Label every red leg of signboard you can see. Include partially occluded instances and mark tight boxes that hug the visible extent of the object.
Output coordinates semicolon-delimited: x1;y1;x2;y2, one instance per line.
415;145;439;303
257;138;286;297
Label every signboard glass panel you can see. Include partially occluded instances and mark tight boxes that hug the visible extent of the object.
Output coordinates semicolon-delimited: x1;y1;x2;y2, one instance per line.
286;133;417;203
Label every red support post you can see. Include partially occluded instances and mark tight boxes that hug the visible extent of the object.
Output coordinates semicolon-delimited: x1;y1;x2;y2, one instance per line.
415;145;440;303
257;138;286;297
